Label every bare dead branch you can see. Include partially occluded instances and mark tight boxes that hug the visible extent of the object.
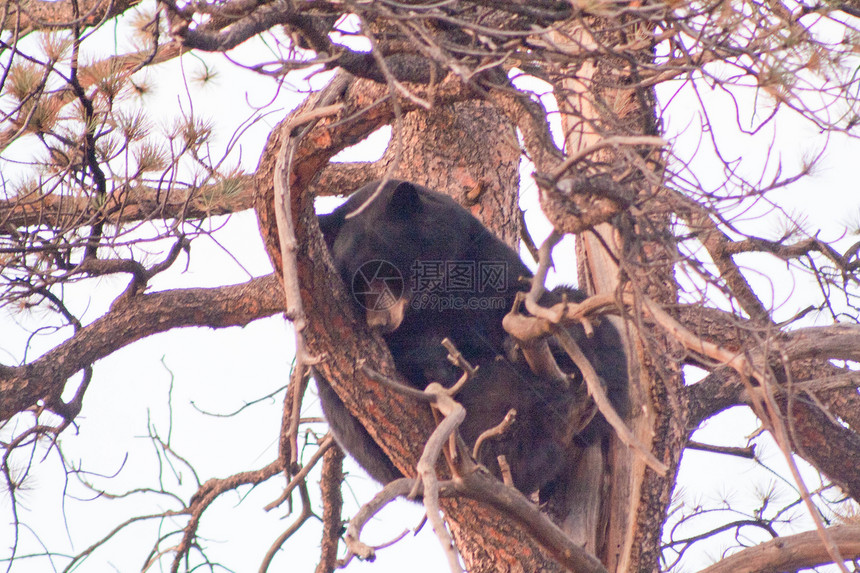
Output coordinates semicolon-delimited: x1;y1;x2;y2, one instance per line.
283;364;310;471
413;382;467;573
472;409;517;460
453;470;609;573
314;445;345;573
686;441;756;459
697;525;860;573
341;478;417;566
259;481;314;573
553;326;669;475
174;460;285;572
264;434;334;512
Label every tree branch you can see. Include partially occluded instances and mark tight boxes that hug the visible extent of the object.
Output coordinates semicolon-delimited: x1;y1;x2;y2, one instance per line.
3;0;140;34
0;176;254;228
314;444;344;573
0;274;284;421
697;525;860;573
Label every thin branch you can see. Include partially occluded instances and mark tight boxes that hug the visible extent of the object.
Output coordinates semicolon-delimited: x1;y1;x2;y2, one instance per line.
341;478;416;566
686;441;756;459
411;382;467;573
265;434;334;512
259;481;314;573
548;135;667;182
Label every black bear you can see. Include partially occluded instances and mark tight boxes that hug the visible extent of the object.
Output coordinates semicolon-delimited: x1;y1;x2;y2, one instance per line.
319;179;528;387
316;179;627;494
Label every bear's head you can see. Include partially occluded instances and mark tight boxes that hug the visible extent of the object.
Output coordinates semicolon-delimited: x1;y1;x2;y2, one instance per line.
319;179;520;330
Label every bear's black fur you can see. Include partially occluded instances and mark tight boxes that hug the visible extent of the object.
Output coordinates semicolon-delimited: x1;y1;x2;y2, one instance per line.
318;179;528;387
315;179;627;494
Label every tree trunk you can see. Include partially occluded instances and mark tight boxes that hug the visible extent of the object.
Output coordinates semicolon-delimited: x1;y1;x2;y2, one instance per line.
548;19;687;572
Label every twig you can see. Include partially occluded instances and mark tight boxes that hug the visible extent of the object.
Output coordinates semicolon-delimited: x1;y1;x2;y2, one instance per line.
360;364;435;402
441;338;478;396
411;382;467;573
548;135;668;183
284;364;310;471
259;482;314;573
524;230;562;316
472;409;517;460
265;434;334;511
341;478;416;566
496;456;514;487
686;441;756;459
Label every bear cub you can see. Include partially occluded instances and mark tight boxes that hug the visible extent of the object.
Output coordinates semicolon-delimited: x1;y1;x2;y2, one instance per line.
316;179;627;494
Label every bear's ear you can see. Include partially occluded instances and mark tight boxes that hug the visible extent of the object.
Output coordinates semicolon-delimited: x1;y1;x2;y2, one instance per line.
317;211;344;248
387;181;423;218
